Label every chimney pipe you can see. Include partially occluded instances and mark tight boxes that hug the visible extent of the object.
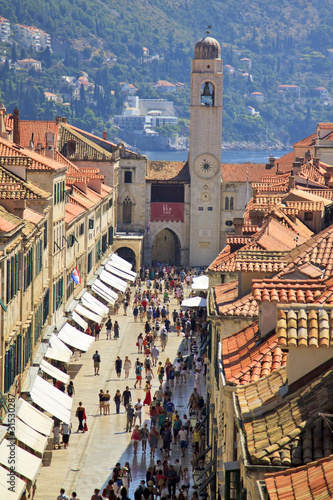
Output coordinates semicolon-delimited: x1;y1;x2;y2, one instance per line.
13;108;20;145
103;131;107;141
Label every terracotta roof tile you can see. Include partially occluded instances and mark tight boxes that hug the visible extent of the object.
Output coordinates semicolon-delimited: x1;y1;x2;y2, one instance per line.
282;225;333;279
0;137;66;171
293;133;316;147
222;322;286;385
252;279;326;304
146;161;190;181
276;306;333;348
0;164;50;200
19;120;59;149
265;454;333;500
221;162;291;183
243;365;333;467
237;367;287;418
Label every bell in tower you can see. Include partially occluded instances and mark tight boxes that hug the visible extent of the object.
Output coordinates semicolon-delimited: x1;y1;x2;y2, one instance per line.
201;82;214;106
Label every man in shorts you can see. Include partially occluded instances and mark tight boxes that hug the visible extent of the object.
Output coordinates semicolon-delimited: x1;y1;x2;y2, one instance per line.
133;399;142;426
134;362;142;389
179;425;188;457
92;350;101;375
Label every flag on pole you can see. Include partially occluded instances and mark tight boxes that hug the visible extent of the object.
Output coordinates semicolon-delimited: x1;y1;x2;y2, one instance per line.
146;223;150;235
71;266;81;284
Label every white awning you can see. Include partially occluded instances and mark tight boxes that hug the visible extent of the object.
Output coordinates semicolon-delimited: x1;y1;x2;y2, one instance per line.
21;367;39;393
58;323;95;352
192;275;209;291
0;465;27;500
30;376;72;424
15;398;53;436
45;333;73;363
14;418;48;455
105;263;136;282
100;269;127;292
93;278;118;300
0;439;41;481
40;359;70;384
72;310;88;331
109;253;133;270
181;296;207;308
82;291;109;316
74;303;102;324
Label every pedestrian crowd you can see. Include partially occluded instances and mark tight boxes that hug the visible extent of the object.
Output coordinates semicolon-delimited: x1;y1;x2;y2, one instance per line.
55;265;209;500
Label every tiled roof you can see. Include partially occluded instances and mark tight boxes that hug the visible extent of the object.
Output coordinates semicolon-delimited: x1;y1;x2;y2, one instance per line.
318;122;333;129
0;138;66;171
276;306;333;348
284;200;325;211
146;161;190;181
236;250;287;274
58;123;113;161
222;322;286;385
23;208;45;224
293;133;316;148
220;292;258;317
253;279;325;304
226;235;254;245
237;367;287;419
0;164;50;200
281;262;323;279
65;201;85;224
207;245;233;272
282;225;333;279
221;162;291;183
19;120;59;149
243;365;333;466
275;151;294;171
265;454;333;500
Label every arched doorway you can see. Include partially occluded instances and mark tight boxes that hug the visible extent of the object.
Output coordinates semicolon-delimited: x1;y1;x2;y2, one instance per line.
116;247;136;270
151;229;181;266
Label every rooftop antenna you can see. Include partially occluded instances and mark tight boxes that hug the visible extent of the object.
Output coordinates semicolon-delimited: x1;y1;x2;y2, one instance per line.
206;25;212;36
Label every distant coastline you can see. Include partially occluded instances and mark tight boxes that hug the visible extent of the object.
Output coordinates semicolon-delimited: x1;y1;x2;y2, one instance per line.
142;149;292;163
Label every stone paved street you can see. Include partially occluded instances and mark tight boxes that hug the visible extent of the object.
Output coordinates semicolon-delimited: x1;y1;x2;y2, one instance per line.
34;287;202;500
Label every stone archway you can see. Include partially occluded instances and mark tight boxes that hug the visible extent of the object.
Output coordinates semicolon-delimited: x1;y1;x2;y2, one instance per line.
116;247;137;270
151;228;181;266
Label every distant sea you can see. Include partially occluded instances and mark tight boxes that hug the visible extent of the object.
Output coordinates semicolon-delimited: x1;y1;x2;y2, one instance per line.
141;149;292;163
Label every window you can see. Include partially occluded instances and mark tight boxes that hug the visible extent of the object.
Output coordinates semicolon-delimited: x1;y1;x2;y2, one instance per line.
87;250;93;273
108;226;114;245
79;223;85;236
67;271;74;300
43;290;49;324
224;463;241;500
304;212;313;221
201;81;214;106
109;198;113;209
89;219;94;229
123;197;132;224
230;196;234;210
34;303;43;345
102;233;108;253
208;207;213;211
44;222;48;249
53;276;64;312
35;240;43;276
225;197;229;210
23;248;33;292
95;240;101;263
124;171;132;184
198;207;204;211
225;220;233;226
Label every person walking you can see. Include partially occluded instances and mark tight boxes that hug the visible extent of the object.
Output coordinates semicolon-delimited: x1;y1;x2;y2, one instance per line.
104;390;111;415
115;356;122;378
137;333;143;353
143;381;152;406
98;390;105;416
122;386;132;409
75;402;86;433
179;425;188;457
133;399;142;426
144;355;151;377
92;351;101;376
57;488;69;500
157;362;165;384
62;421;71;449
133;305;138;322
151;345;159;367
53;421;61;449
114;321;120;339
105;316;112;340
131;425;141;454
123;356;131;379
67;380;75;397
141;423;149;453
90;488;103;500
114;389;121;414
126;403;135;432
94;323;101;340
148;425;159;458
134;362;142;389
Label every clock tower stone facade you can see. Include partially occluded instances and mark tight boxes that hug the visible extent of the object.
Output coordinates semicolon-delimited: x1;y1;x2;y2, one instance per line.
188;33;223;267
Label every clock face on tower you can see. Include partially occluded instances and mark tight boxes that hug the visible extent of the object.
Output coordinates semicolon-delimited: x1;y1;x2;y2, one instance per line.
193;154;219;179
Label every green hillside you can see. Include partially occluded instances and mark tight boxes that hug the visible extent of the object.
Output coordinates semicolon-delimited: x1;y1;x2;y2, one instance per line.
0;0;333;147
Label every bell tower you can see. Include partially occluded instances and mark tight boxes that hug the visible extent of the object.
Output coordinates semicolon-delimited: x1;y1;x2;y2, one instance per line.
188;31;223;267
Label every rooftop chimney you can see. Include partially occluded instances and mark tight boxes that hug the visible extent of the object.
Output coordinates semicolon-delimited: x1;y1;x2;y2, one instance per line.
268;157;275;167
103;131;107;141
13;108;20;145
233;217;244;235
288;175;295;190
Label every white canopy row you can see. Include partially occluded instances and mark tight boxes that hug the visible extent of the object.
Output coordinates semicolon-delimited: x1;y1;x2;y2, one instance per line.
100;269;127;293
181;296;207;308
0;464;27;500
72;310;88;331
109;253;133;271
45;333;72;363
105;262;136;282
40;359;70;384
81;291;109;316
74;303;103;324
191;275;209;291
0;439;41;482
30;375;72;424
58;322;95;352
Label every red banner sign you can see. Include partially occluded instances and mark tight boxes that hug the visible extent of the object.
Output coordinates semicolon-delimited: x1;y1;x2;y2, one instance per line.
151;202;184;222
